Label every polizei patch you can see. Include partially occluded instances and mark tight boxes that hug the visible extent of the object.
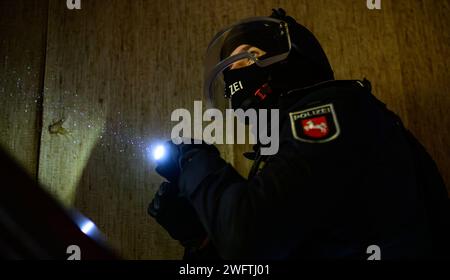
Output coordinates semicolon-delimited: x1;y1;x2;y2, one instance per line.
289;103;340;143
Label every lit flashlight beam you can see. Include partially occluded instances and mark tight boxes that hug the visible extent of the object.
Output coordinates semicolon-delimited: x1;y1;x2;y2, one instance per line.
152;144;166;161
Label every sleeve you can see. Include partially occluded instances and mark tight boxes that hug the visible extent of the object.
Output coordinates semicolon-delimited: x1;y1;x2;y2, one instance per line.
404;129;450;259
178;138;317;260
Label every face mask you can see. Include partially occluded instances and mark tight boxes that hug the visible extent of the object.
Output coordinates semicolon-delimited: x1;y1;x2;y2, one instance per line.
223;64;271;110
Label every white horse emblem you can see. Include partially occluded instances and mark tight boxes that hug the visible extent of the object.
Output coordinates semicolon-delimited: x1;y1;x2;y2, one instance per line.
290;104;340;143
303;120;328;134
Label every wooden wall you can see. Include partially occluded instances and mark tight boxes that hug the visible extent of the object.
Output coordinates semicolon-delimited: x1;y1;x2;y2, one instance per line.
0;0;48;178
0;0;449;259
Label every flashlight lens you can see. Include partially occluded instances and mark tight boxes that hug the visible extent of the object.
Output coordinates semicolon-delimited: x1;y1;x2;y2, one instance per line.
153;145;166;161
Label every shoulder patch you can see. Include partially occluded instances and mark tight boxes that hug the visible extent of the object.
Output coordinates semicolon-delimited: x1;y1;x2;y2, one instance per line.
289;103;340;143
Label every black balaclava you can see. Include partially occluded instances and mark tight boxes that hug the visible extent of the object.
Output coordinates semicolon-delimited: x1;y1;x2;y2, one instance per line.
222;8;335;110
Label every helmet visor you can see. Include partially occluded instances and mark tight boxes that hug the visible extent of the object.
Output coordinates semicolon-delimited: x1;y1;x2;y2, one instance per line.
203;17;292;110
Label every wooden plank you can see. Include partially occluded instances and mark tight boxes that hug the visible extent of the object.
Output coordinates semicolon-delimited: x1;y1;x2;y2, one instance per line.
391;0;450;192
38;0;199;260
0;0;48;178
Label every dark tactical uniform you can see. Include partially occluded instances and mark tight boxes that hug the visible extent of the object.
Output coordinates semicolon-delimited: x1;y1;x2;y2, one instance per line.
178;79;449;260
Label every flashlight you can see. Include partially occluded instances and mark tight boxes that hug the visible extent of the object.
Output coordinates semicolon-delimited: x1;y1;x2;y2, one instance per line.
152;144;166;161
150;142;177;163
149;141;180;182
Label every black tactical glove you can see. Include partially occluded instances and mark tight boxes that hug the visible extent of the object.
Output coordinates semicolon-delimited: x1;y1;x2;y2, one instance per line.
149;140;221;248
148;181;206;248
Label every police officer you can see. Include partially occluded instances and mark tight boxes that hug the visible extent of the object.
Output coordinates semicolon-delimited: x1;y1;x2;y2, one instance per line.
148;8;449;260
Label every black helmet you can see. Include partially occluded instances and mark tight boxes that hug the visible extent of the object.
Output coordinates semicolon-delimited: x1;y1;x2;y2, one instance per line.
204;8;334;110
268;8;334;92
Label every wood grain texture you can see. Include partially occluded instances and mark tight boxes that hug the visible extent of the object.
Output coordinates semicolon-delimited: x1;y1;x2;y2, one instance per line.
1;0;448;260
391;0;450;190
0;0;48;178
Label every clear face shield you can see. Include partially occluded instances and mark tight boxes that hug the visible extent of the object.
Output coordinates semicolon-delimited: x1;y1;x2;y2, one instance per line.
203;17;292;111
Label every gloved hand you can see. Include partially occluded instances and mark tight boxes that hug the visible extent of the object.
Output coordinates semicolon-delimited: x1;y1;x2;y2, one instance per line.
148;181;207;248
154;140;220;183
